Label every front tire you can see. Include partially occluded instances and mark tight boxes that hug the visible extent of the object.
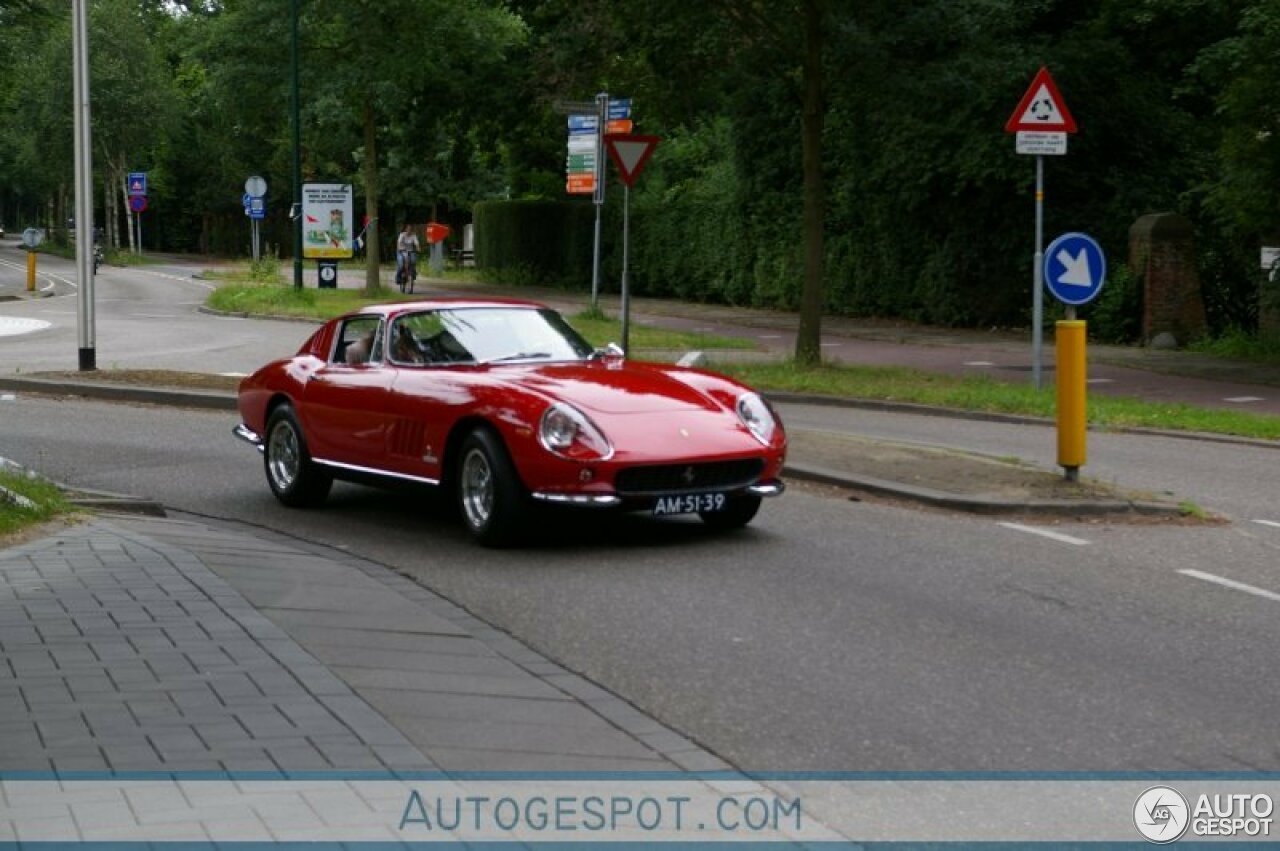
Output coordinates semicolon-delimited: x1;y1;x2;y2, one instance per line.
456;428;526;547
263;404;332;507
699;494;761;530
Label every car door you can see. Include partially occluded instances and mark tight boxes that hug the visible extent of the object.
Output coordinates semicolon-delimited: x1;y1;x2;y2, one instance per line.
300;315;397;469
382;311;477;483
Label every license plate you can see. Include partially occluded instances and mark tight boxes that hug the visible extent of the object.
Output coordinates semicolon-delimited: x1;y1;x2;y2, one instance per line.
652;492;727;516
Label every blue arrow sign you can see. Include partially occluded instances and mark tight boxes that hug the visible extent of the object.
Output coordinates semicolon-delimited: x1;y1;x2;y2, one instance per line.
1044;232;1106;306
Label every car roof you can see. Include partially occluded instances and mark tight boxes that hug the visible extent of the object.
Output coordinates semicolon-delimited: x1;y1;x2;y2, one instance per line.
343;296;546;319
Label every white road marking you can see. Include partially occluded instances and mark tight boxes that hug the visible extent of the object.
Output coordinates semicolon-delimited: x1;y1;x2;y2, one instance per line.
1252;519;1280;529
137;269;215;291
964;360;995;367
218;372;248;378
1224;396;1265;403
0;394;14;402
1086;378;1114;384
997;522;1090;546
0;317;52;337
1179;569;1280;604
820;342;843;347
758;334;783;339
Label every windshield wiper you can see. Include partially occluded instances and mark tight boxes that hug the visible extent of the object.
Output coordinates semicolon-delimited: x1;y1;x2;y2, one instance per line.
484;351;553;364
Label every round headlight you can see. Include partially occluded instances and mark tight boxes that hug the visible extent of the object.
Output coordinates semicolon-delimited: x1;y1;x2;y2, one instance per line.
541;405;578;449
736;392;777;446
539;402;613;460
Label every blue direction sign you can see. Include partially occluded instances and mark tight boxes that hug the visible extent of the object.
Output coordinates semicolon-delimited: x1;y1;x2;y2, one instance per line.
567;114;598;133
608;98;631;120
1044;232;1106;305
127;172;147;196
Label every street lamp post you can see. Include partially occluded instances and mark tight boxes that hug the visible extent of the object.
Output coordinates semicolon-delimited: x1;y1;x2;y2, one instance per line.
72;0;95;370
291;0;303;289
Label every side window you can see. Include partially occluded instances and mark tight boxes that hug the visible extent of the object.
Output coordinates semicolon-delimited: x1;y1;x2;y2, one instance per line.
334;316;383;366
390;312;472;365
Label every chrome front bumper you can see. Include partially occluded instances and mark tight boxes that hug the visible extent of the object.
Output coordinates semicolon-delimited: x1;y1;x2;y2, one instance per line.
530;479;785;508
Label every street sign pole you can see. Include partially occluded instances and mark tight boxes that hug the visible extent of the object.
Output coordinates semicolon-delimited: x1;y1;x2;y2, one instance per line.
590;91;608;310
1006;67;1077;391
602;132;661;355
621;184;631;354
1032;155;1044;390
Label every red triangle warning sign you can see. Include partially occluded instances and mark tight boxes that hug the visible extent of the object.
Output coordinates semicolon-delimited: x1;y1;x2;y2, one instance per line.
604;134;660;187
1005;67;1077;134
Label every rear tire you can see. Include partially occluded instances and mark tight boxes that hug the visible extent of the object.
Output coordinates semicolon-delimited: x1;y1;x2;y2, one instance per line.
699;494;761;530
456;428;526;547
263;404;332;507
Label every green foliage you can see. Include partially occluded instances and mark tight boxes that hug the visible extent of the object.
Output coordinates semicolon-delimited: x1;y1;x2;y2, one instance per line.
1189;326;1280;363
1083;263;1143;344
5;0;1280;340
0;470;71;537
472;199;595;287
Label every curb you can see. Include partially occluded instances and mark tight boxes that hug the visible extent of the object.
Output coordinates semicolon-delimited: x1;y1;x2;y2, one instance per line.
0;376;238;410
783;462;1188;518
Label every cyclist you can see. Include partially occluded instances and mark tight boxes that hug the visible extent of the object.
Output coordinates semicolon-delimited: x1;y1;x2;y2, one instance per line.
396;224;420;292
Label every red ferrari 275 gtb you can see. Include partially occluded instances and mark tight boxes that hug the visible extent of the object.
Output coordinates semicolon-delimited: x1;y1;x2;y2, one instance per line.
234;298;786;546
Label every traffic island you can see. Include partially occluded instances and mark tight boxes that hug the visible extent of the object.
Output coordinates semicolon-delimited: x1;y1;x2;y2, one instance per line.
784;429;1209;520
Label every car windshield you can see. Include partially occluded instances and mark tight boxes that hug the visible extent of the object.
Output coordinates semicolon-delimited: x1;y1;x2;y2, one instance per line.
389;307;595;366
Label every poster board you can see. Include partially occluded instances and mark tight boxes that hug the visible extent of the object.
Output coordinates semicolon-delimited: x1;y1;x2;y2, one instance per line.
302;183;353;259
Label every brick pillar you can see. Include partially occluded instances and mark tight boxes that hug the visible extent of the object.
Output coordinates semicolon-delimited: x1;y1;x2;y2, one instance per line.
1129;213;1207;346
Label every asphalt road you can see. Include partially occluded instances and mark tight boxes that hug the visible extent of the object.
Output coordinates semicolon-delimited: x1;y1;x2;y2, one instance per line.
0;241;300;374
4;394;1280;771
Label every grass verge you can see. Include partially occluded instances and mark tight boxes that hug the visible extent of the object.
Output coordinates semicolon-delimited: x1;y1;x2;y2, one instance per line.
1188;328;1280;365
720;360;1280;441
205;284;754;351
0;470;72;540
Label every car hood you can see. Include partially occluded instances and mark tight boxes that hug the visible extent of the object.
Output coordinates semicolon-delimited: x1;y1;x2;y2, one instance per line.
499;362;725;416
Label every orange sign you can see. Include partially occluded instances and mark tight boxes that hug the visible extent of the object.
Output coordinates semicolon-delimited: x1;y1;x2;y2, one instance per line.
567;173;596;194
606;119;633;134
425;223;451;244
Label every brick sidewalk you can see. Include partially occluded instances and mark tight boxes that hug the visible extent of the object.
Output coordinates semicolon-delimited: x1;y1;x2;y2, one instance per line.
0;515;726;773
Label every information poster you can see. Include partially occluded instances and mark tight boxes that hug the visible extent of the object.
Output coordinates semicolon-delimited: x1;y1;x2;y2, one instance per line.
302;183;353;259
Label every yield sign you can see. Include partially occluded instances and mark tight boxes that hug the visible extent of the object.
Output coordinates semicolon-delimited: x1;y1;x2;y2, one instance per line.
1004;67;1077;134
603;134;660;187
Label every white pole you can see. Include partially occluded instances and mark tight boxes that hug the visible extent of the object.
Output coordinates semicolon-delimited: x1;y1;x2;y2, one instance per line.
72;0;95;370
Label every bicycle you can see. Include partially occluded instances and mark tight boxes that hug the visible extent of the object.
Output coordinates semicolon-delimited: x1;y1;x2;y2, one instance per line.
397;250;418;293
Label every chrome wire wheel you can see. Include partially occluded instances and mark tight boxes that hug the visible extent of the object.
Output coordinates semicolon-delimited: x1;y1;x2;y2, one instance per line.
267;420;300;492
460;447;495;531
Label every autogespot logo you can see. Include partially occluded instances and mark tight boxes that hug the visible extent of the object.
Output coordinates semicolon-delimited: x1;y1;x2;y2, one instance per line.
1134;786;1190;843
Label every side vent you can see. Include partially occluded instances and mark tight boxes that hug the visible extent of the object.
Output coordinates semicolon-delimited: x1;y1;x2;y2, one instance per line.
390;419;425;458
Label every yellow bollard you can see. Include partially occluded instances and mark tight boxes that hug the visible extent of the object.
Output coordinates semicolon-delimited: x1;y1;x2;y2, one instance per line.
1055;320;1087;480
25;251;36;292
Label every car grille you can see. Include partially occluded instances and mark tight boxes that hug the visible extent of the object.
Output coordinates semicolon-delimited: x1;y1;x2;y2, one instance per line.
614;459;765;496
